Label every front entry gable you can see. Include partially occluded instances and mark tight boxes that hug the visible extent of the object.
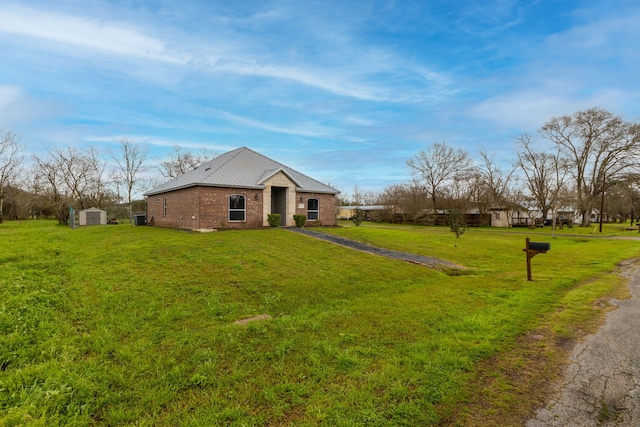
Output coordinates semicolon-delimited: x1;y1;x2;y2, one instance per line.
261;171;297;227
258;168;303;188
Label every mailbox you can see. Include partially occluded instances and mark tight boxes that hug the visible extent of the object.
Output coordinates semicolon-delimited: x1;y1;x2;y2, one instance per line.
524;238;550;281
528;242;550;252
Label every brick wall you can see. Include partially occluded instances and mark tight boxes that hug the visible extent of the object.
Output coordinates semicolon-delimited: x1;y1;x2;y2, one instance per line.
147;186;264;230
146;186;336;230
147;187;200;230
296;192;337;226
198;187;263;229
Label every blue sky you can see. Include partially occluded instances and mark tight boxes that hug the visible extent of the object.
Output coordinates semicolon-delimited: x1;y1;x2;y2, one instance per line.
1;0;639;194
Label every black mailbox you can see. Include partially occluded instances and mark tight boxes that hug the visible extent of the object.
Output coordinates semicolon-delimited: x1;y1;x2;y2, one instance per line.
528;242;550;251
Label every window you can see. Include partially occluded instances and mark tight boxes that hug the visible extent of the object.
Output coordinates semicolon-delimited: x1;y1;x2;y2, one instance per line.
307;198;319;221
229;194;246;221
494;212;501;220
163;198;167;217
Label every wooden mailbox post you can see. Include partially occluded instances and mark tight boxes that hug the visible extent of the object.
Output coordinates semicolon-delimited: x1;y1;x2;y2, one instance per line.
523;238;550;281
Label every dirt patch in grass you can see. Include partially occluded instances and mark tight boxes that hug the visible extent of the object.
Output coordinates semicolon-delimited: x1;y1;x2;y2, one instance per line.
233;314;273;326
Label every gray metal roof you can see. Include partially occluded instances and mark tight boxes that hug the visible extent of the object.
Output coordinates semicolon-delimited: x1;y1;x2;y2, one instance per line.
145;147;339;196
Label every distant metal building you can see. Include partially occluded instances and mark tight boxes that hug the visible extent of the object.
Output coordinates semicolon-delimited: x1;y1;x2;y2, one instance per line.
337;205;389;221
78;207;107;226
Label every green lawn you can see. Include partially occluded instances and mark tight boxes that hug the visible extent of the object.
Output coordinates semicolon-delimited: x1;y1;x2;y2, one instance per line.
2;221;639;426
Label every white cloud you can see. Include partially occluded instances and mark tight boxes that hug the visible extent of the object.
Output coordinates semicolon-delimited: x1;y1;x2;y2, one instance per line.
464;6;640;131
0;5;188;64
210;109;337;138
546;13;640;60
0;84;22;109
453;0;525;35
343;115;377;126
0;84;64;129
84;135;234;152
203;58;391;102
467;87;630;131
0;4;452;104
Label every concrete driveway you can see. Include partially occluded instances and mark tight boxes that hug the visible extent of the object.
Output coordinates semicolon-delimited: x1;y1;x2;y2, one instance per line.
526;259;640;426
286;227;465;270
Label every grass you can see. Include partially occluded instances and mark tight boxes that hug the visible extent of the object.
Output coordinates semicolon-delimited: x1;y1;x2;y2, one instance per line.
1;220;639;426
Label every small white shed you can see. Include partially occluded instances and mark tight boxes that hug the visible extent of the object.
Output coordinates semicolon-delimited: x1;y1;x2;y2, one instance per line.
489;208;511;227
78;207;107;226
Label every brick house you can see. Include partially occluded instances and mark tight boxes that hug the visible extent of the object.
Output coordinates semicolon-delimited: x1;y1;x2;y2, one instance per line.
144;147;339;230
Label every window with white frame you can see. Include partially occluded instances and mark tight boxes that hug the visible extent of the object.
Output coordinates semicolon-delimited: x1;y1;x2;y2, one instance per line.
307;198;319;221
229;194;246;221
163;198;167;217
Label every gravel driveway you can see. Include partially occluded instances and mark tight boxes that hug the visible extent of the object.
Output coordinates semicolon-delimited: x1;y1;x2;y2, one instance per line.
526;258;640;426
286;227;464;270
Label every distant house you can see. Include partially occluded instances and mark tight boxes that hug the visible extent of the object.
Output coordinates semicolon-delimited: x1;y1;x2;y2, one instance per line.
488;207;583;227
144;147;339;230
488;207;542;227
488;208;512;227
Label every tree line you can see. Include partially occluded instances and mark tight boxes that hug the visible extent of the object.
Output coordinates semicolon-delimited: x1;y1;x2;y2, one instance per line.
3;107;639;227
346;107;640;227
0;133;215;224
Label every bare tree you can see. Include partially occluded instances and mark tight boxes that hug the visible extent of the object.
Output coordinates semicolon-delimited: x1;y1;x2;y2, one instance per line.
540;107;640;226
53;147;97;209
32;153;69;224
349;184;378;206
85;146;109;208
32;145;116;222
378;181;429;223
0;130;23;223
478;149;519;226
407;141;474;213
111;138;148;222
515;134;568;221
444;172;477;212
157;145;216;179
467;172;492;214
378;183;405;223
25;170;47;219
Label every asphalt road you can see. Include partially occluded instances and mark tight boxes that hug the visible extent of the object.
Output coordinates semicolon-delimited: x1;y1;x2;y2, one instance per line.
526;259;640;426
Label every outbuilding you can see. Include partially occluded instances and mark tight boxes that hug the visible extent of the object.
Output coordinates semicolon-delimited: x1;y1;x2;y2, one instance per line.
144;147;339;230
78;207;107;226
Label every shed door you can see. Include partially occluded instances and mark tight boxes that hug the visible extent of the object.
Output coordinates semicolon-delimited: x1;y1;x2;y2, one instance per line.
86;211;101;225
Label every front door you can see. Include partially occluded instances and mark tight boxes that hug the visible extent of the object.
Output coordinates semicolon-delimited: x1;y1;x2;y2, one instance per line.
271;187;287;226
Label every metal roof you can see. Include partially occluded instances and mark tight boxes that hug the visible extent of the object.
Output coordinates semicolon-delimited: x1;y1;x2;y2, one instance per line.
145;147;339;196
